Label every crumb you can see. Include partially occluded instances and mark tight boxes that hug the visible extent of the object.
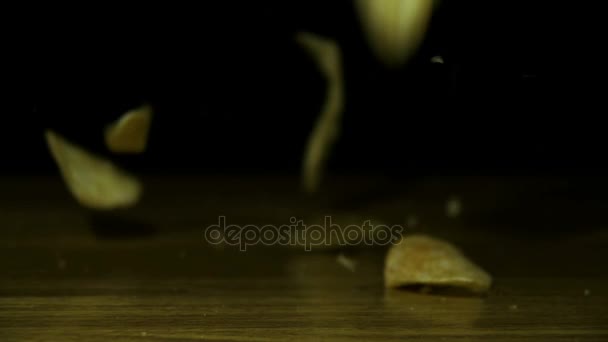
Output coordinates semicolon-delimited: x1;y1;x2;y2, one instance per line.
178;251;187;259
140;332;147;337
440;297;447;303
409;306;415;311
446;197;462;218
584;289;591;296
57;258;67;271
431;56;444;64
336;253;357;272
509;304;518;311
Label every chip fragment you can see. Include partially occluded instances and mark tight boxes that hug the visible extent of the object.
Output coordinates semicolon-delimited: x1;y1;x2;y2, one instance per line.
45;130;142;209
384;235;492;293
104;104;153;153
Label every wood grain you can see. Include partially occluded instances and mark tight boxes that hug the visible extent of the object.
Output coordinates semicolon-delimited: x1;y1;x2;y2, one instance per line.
1;176;607;341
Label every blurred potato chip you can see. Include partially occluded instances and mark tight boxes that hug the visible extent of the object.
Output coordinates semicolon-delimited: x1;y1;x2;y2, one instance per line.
356;0;434;67
45;130;142;210
104;104;152;154
296;32;342;81
385;235;492;293
296;32;344;194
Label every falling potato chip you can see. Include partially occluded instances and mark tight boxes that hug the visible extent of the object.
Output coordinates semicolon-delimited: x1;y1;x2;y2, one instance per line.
45;130;142;210
355;0;434;67
296;32;344;194
104;104;153;153
385;235;492;293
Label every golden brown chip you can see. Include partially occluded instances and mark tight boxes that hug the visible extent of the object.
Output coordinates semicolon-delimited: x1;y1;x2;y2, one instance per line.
104;104;153;153
385;235;492;293
355;0;434;67
296;32;344;194
45;130;142;209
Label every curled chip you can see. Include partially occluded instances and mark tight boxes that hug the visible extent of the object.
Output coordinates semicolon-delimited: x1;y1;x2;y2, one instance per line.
45;130;142;210
355;0;434;68
296;32;344;194
385;235;492;293
104;104;152;153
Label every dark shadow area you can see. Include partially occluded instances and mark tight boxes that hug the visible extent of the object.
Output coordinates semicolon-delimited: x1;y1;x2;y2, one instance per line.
87;213;158;239
391;284;489;298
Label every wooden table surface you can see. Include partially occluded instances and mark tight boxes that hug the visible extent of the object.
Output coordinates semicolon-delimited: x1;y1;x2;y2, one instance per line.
1;176;607;341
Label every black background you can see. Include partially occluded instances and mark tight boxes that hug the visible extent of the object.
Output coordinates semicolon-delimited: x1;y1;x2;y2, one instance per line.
2;1;606;176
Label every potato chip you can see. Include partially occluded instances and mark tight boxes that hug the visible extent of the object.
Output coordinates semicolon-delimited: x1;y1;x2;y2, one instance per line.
104;104;152;153
296;32;344;194
355;0;434;67
45;130;142;209
385;235;492;293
